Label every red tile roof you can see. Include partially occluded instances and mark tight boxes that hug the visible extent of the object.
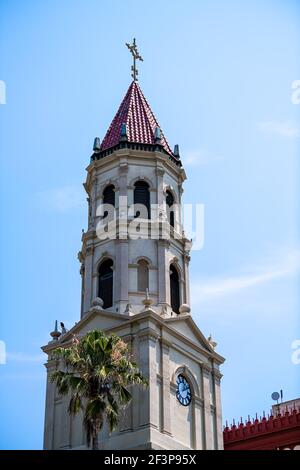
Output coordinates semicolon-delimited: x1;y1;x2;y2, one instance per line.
100;81;173;157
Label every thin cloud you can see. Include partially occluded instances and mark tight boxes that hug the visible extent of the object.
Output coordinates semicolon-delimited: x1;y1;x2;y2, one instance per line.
183;149;221;167
6;352;44;363
35;185;85;213
191;247;300;303
0;374;44;380
259;120;300;138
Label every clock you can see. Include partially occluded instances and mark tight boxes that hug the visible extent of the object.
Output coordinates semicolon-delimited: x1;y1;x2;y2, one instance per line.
176;374;192;406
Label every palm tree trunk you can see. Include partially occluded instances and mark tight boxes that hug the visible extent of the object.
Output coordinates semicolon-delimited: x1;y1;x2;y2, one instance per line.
92;435;99;450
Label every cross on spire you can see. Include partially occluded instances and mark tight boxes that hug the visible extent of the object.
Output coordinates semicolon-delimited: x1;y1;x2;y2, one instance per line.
126;38;143;81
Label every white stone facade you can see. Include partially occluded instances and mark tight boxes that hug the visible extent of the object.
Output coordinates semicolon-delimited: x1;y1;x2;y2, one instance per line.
79;149;191;317
43;309;224;450
42;136;224;450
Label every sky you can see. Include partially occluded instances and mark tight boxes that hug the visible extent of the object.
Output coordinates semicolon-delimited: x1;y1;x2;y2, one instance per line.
0;0;300;449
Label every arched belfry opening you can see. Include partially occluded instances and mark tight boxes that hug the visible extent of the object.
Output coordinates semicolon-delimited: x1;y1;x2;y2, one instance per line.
102;185;115;221
137;259;149;292
134;180;150;219
170;263;180;314
103;184;115;207
166;190;175;228
98;259;113;309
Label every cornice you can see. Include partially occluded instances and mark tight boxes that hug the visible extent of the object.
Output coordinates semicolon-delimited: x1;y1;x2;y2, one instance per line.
202;363;213;375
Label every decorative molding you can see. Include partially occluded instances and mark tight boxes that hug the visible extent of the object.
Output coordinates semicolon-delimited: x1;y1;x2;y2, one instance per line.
155;167;165;177
160;337;172;348
132;255;153;266
128;290;158;296
212;369;223;381
119;162;128;174
86;245;94;256
202;363;212;375
137;326;160;342
157;239;170;248
183;253;191;264
128;175;154;190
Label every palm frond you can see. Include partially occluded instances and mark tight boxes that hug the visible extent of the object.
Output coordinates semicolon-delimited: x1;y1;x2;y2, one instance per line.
68;393;83;415
51;329;148;448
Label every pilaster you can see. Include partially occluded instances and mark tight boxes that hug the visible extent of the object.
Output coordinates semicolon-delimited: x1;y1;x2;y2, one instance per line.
115;239;129;313
213;367;224;449
158;240;169;308
202;363;213;450
83;244;94;314
43;360;56;449
161;340;172;435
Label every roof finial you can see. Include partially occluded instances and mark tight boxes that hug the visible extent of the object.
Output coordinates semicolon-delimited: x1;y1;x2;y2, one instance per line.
126;38;143;81
50;320;61;341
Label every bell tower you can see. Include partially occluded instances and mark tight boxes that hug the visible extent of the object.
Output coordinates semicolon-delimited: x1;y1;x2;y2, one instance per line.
42;41;225;450
79;79;191;319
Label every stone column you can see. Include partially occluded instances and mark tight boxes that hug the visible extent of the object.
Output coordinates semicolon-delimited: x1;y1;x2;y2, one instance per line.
91;172;97;229
158;240;169;308
83;245;94;314
194;398;204;449
161;340;172;435
115;239;129;313
213;368;224;449
118;161;128;242
202;363;213;450
183;252;191;305
178;183;184;232
138;328;159;430
43;359;56;449
131;326;140;430
156;166;164;206
80;263;84;318
138;333;151;427
149;333;159;429
115;161;128;313
60;395;71;448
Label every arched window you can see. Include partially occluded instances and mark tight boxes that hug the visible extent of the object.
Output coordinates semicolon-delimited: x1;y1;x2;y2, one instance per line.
102;185;115;220
103;185;115;206
170;264;180;314
134;181;150;219
166;190;175;228
98;259;113;309
137;259;149;292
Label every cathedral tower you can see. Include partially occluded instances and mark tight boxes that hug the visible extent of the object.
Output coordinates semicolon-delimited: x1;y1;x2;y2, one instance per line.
42;41;224;450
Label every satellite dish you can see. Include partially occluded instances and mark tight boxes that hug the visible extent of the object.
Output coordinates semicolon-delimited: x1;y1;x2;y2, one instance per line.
271;391;280;401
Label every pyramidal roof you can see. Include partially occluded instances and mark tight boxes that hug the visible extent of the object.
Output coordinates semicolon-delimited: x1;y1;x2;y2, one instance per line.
100;81;174;157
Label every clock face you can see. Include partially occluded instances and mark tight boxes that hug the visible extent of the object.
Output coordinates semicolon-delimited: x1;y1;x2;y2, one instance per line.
176;374;192;406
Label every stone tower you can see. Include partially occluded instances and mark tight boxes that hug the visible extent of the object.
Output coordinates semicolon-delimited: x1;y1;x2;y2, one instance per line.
42;76;225;450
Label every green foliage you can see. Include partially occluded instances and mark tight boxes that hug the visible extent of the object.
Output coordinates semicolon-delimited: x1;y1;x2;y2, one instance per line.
51;330;148;449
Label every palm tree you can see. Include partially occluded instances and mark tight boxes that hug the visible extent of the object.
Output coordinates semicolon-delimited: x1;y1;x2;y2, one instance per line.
51;329;148;450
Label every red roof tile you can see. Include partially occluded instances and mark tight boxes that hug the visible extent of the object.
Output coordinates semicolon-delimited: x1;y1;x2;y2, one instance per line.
100;81;173;156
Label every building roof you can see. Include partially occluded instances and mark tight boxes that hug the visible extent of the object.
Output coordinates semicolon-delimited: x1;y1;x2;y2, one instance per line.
100;81;174;157
223;405;300;450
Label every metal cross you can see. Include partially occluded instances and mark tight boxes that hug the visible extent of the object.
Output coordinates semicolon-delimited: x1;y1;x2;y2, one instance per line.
126;38;143;81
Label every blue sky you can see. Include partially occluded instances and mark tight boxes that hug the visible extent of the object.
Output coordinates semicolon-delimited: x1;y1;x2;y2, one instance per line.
0;0;299;449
